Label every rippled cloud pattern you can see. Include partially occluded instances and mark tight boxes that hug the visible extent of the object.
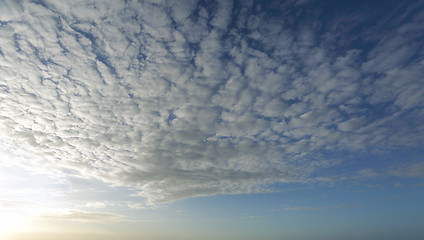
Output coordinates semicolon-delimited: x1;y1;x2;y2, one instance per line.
0;0;423;204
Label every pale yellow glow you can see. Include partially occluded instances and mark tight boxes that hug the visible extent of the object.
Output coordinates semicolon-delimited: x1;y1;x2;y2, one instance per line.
0;211;32;238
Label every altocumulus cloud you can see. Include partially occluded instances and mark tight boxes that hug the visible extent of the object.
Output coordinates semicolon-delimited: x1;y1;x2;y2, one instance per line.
0;0;423;204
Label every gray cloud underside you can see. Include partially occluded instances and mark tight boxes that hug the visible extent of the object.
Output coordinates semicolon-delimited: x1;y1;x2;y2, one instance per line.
0;0;423;204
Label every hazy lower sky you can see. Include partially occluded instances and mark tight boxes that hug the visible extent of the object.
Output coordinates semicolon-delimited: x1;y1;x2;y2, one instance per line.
0;0;423;239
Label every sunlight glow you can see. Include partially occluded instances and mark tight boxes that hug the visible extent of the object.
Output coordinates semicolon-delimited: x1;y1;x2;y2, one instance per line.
0;159;68;238
0;211;31;237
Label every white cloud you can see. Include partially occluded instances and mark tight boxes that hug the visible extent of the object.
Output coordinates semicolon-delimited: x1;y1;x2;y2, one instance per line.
127;203;149;210
85;202;107;209
0;0;423;204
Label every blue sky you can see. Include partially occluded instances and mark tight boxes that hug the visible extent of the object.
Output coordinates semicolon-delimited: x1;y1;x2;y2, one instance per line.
0;0;423;239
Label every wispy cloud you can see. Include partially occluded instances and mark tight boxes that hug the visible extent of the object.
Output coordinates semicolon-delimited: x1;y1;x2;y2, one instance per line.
0;199;38;209
39;209;124;223
284;204;362;211
0;0;423;204
389;162;424;178
127;203;149;210
350;162;424;182
85;202;107;209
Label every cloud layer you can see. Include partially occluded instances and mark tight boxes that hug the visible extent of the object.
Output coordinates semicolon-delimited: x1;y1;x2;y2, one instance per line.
0;0;423;204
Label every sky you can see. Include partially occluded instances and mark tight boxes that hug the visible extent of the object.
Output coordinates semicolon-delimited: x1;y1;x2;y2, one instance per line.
0;0;423;239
